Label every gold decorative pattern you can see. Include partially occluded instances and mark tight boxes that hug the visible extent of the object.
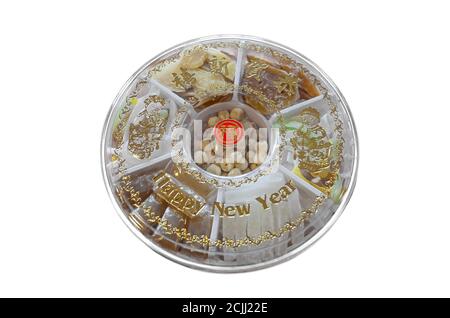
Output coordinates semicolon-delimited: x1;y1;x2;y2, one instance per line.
274;73;298;97
245;60;269;81
171;68;196;90
127;95;168;160
208;55;231;77
112;80;146;145
290;107;337;194
153;171;205;218
144;95;166;106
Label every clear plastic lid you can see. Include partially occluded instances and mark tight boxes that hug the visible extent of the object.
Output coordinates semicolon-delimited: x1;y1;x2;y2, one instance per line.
101;35;358;272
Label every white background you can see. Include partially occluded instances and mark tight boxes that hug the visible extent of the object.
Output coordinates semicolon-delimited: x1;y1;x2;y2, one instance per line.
0;0;449;297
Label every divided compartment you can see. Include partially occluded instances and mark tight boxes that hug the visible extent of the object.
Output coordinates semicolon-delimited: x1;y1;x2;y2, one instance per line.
150;44;239;110
124;157;218;258
110;80;194;183
235;44;322;118
184;100;277;182
275;95;342;200
114;153;171;215
206;173;296;264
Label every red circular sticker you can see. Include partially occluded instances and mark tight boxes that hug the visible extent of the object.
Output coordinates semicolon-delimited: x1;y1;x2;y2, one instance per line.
214;119;244;145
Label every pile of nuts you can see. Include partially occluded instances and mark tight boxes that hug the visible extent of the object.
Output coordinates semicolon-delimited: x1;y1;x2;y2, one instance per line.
193;107;269;176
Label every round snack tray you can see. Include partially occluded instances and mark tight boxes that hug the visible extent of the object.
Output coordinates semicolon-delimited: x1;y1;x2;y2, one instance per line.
102;35;358;272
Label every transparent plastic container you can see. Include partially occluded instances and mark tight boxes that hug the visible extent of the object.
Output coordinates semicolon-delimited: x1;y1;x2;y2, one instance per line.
101;35;358;272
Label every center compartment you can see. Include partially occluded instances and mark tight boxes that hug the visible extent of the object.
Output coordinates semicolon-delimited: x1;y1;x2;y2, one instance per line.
186;101;276;179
